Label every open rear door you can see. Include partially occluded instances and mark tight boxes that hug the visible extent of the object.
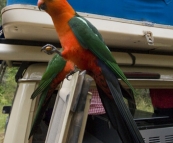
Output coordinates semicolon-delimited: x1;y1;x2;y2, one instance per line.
45;71;92;143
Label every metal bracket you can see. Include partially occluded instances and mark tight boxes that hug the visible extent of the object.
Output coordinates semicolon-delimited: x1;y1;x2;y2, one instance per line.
144;31;154;45
128;53;136;66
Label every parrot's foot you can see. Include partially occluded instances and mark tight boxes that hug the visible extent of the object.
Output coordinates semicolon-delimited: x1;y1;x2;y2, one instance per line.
66;65;79;80
41;44;61;55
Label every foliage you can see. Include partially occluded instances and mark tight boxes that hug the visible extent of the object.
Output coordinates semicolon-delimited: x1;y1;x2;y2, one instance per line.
0;67;18;136
0;67;17;104
134;89;153;112
0;0;7;24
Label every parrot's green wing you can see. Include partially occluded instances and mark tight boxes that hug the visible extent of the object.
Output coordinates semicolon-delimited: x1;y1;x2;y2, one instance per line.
68;15;144;142
68;15;135;94
29;54;67;139
31;54;66;99
76;13;104;42
29;86;49;139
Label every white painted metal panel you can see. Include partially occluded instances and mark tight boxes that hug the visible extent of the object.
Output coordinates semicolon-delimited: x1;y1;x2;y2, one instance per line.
3;64;47;143
45;72;80;143
1;44;173;69
140;127;173;143
0;44;53;62
1;5;173;53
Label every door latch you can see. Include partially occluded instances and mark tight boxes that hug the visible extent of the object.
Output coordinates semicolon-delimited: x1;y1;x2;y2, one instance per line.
144;31;154;45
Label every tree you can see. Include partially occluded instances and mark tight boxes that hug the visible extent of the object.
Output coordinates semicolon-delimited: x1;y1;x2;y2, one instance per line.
0;0;7;24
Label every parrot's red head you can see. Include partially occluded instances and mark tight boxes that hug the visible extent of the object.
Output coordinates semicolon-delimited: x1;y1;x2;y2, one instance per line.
37;0;74;15
37;0;75;34
37;0;60;14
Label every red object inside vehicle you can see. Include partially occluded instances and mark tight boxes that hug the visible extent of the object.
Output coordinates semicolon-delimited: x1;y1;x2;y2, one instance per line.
150;89;173;108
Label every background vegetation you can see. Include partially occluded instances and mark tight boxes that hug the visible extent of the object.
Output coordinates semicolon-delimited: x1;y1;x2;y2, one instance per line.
0;0;8;142
0;0;7;24
0;67;18;142
135;89;153;112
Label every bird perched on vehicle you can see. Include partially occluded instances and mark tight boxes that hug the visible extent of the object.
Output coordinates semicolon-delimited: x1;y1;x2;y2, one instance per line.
37;0;144;142
28;45;134;140
29;54;75;139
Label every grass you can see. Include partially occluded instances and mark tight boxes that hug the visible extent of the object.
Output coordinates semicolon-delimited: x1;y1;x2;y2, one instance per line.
0;67;18;142
0;106;7;143
0;102;12;133
134;89;153;113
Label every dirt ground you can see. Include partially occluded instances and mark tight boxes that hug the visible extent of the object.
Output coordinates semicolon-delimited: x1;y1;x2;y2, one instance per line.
0;132;4;143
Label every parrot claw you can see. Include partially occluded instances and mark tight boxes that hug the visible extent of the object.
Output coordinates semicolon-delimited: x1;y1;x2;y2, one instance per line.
66;65;79;80
41;44;61;55
66;71;74;80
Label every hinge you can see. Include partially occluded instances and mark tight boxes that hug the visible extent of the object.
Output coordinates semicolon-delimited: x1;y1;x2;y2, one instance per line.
144;31;154;45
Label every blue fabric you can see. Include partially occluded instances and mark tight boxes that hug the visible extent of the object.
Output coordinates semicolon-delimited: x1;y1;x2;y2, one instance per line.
68;0;173;26
7;0;173;26
7;0;37;5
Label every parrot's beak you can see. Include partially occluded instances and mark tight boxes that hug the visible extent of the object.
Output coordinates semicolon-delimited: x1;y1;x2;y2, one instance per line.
38;3;46;11
38;0;46;11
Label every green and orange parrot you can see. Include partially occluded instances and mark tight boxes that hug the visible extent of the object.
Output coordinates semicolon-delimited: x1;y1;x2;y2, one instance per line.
37;0;144;142
29;54;75;139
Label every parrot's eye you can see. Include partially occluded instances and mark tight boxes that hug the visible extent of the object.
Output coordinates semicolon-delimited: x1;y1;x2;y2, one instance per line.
39;3;47;11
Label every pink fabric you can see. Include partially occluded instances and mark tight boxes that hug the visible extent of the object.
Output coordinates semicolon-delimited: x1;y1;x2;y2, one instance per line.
88;89;106;115
150;89;173;108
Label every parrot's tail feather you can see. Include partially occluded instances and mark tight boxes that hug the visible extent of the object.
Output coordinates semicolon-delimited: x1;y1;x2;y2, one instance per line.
29;88;50;139
119;83;136;108
107;61;136;95
96;85;134;143
31;78;52;99
106;80;144;143
98;60;144;142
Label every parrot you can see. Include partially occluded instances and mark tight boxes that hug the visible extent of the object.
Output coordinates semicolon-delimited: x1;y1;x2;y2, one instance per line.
29;46;134;140
29;53;75;139
42;45;137;142
37;0;144;142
